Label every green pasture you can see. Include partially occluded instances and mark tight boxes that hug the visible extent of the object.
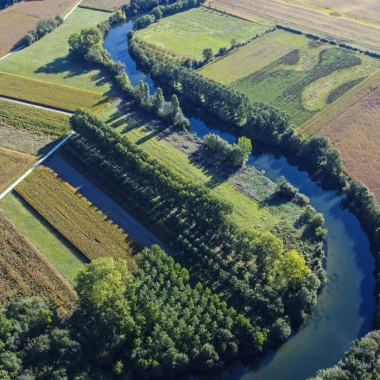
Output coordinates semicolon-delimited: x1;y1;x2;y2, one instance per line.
201;30;380;125
0;193;86;284
0;8;112;93
135;7;268;60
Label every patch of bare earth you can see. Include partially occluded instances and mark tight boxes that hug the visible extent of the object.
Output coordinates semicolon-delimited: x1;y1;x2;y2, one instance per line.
317;87;380;201
208;0;380;51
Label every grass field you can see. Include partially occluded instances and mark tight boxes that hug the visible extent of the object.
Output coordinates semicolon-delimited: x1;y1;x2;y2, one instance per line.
0;193;86;284
201;30;379;125
16;166;135;262
80;0;127;12
0;0;78;56
0;72;109;113
0;147;35;192
0;8;112;94
0;210;77;311
100;102;316;257
207;0;380;52
135;7;268;60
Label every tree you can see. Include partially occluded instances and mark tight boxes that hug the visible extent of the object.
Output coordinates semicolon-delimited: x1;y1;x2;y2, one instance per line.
151;6;163;20
231;38;237;48
202;48;214;61
237;136;252;165
68;27;102;58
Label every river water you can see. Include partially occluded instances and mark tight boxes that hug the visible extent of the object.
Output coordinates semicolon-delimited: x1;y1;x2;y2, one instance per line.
104;21;376;379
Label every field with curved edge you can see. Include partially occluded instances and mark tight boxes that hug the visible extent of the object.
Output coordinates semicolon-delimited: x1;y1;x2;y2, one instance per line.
200;30;379;125
135;7;268;60
15;165;135;263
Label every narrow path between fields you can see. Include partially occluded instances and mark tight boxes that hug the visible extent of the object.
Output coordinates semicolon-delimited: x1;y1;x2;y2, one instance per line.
0;132;75;201
0;96;74;116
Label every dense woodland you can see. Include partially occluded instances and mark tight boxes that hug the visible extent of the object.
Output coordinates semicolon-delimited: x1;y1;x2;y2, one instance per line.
0;246;258;379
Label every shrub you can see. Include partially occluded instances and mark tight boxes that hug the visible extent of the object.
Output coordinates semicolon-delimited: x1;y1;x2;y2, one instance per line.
276;176;298;199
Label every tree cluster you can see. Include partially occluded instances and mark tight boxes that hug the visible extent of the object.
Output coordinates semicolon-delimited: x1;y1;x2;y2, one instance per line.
23;15;64;46
0;247;261;378
311;330;380;380
69;109;324;344
203;134;252;167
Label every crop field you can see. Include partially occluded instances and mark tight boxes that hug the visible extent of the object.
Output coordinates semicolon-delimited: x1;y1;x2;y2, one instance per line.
0;147;35;193
0;0;78;57
0;72;109;113
135;7;268;60
0;210;77;311
80;0;127;12
201;30;380;125
207;0;380;52
0;8;112;94
16;165;135;263
0;193;86;284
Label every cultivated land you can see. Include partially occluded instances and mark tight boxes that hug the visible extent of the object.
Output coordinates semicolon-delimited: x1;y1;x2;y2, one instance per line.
0;147;35;192
201;30;379;125
0;210;76;311
0;193;86;284
99;101;317;257
80;0;126;12
207;0;380;52
0;72;109;113
0;0;78;56
135;7;268;60
0;8;112;95
16;165;135;262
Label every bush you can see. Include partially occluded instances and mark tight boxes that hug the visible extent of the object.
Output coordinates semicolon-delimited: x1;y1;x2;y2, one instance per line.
276;176;298;199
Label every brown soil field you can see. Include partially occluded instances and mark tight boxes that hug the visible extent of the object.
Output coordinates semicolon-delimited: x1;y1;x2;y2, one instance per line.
315;87;380;201
0;210;77;312
0;147;35;192
80;0;127;12
207;0;380;51
0;0;78;56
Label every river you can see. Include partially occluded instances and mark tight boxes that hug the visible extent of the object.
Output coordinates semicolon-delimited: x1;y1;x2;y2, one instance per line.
104;20;376;379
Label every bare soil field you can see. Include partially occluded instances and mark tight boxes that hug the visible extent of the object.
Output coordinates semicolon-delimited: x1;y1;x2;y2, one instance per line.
0;147;35;192
314;86;380;202
207;0;380;51
0;210;76;312
0;0;78;57
80;0;127;12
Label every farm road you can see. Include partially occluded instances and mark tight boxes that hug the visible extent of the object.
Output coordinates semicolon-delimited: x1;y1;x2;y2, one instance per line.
0;96;74;116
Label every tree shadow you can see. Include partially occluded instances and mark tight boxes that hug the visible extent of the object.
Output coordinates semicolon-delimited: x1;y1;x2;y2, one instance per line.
36;135;68;157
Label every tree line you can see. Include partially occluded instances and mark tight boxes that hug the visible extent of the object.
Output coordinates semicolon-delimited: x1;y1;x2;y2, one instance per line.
22;15;64;46
68;109;325;347
0;246;261;379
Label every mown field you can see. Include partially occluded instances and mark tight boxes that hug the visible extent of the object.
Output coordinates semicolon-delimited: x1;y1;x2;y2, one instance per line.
0;72;109;113
135;7;267;60
0;147;35;192
16;165;135;262
201;30;379;125
0;8;112;94
80;0;126;12
100;102;316;256
207;0;380;52
0;193;86;284
0;210;76;311
0;0;78;56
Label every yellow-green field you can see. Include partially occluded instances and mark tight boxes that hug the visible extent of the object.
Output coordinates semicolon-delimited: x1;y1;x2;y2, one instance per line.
0;72;109;113
0;8;112;94
200;30;380;125
135;7;268;60
16;166;135;263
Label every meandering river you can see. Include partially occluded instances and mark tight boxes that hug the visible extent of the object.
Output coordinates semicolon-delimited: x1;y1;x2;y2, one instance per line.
104;21;376;379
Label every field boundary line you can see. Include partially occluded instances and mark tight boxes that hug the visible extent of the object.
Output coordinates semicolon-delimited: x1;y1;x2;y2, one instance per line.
0;132;75;201
0;95;74;116
64;0;83;20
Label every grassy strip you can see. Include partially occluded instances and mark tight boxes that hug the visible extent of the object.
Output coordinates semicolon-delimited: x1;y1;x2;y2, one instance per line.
0;98;70;137
16;165;135;262
135;7;267;60
0;209;77;312
0;8;112;94
0;72;109;113
0;193;86;284
0;147;35;192
301;68;380;136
